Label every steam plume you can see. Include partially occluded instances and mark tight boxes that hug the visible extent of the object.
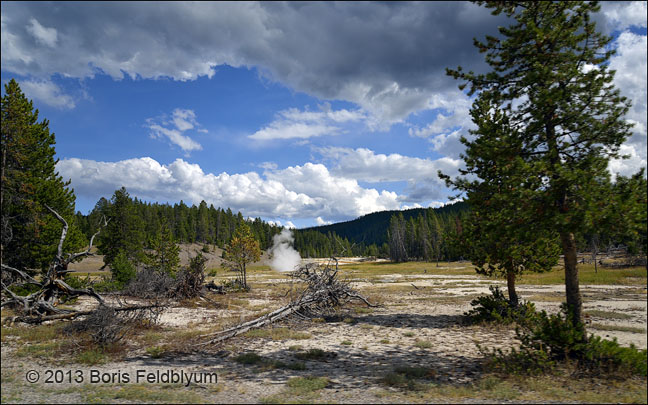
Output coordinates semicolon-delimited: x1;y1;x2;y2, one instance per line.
269;229;301;272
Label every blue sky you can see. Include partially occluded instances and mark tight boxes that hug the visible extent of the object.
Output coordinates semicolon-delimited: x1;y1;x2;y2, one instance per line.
2;2;646;228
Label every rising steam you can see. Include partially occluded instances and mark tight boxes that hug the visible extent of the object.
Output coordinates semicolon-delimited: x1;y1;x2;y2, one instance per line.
268;228;302;272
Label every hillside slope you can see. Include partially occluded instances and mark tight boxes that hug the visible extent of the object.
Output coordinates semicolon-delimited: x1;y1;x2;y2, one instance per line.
300;201;468;246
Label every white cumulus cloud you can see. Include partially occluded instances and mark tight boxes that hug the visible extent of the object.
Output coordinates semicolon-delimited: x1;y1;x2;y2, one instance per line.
20;79;75;109
600;1;647;31
608;31;647;178
57;156;404;222
249;104;366;141
146;108;204;153
316;147;462;202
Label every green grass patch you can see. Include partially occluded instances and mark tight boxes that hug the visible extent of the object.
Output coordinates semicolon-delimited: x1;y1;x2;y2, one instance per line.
261;376;330;404
517;265;646;285
414;340;433;349
341;261;474;279
15;342;62;359
590;324;646;334
146;345;167;359
585;310;634;320
381;366;435;391
286;376;329;394
80;383;207;403
2;323;63;343
376;372;646;403
341;340;352;346
76;348;107;365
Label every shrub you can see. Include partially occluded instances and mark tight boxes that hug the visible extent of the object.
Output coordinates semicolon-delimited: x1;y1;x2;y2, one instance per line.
64;305;161;347
465;286;536;326
483;304;648;377
125;267;175;298
92;277;124;292
174;252;206;299
8;283;41;296
294;348;336;361
235;352;263;364
580;336;647;377
64;275;91;289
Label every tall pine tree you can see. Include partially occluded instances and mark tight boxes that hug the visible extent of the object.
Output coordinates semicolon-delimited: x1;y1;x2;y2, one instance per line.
1;79;84;272
447;1;636;326
449;98;561;305
98;187;145;268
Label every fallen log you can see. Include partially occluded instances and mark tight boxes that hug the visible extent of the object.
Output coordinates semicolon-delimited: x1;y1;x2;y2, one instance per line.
4;303;167;325
197;259;377;346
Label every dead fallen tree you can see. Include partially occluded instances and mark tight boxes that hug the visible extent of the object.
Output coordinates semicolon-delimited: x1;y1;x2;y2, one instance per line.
197;258;377;346
1;206;109;319
1;206;165;325
6;302;165;325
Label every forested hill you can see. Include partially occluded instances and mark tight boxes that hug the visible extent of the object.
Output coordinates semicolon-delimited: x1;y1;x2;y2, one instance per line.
76;188;469;260
301;201;469;246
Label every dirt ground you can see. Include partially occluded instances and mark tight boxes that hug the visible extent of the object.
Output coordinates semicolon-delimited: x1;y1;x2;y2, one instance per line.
1;262;646;403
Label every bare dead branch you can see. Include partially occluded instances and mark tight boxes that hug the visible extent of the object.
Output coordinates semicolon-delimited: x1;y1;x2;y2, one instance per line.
45;204;68;261
68;216;110;263
196;260;376;346
1;264;40;285
6;303;166;325
2;207;112;321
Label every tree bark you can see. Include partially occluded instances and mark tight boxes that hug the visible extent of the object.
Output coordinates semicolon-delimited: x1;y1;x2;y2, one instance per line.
561;231;583;328
506;270;518;307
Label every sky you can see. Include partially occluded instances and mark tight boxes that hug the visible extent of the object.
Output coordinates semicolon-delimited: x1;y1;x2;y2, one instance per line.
1;1;646;229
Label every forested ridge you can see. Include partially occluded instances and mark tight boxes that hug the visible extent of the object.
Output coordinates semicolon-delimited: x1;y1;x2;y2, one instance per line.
73;189;470;260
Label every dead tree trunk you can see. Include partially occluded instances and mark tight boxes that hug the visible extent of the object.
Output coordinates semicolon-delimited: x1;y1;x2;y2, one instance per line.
197;259;377;346
1;207;109;319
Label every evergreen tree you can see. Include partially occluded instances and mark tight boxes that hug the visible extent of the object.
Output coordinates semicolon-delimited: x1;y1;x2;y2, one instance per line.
449;98;562;305
146;216;180;276
446;1;637;326
1;79;84;272
99;187;145;268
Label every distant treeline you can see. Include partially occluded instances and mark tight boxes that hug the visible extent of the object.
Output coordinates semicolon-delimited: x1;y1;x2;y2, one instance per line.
75;188;470;260
76;190;284;252
76;189;636;263
75;188;368;258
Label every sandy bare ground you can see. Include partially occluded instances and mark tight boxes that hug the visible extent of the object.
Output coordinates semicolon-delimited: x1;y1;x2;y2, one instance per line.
1;268;646;403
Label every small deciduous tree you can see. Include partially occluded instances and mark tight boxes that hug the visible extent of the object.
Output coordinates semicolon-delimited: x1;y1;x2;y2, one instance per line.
224;222;261;290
